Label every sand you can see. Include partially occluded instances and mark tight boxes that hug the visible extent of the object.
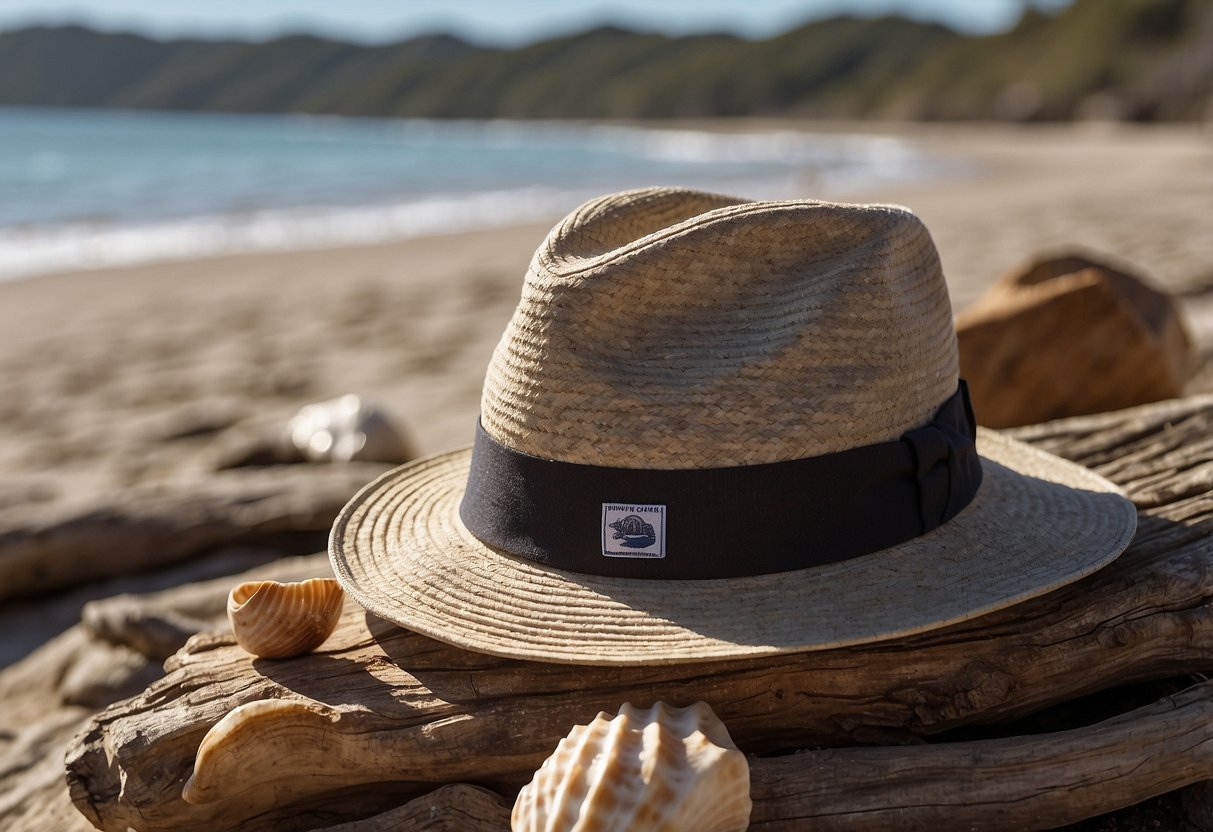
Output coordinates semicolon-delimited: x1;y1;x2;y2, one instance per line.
0;122;1210;508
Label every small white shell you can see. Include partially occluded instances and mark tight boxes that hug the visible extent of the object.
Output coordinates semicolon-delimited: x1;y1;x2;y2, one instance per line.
512;701;751;832
227;578;344;659
285;394;410;463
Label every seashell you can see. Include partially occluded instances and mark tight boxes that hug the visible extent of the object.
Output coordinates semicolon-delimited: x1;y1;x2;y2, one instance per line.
284;394;410;464
182;699;325;804
227;578;344;659
512;701;751;832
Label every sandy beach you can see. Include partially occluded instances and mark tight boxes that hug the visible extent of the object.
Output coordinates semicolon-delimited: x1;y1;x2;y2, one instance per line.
2;121;1213;830
0;122;1209;511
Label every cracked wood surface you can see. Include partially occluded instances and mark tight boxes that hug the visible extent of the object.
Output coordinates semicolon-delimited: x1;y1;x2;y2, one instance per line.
65;395;1213;831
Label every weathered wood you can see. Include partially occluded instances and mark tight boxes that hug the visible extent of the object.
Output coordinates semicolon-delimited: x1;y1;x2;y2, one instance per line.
82;552;333;660
64;396;1213;831
0;705;98;832
183;682;1213;832
81;607;209;663
0;554;336;832
305;785;510;831
59;641;162;708
747;679;1213;831
0;628;121;832
0;545;289;670
0;463;388;600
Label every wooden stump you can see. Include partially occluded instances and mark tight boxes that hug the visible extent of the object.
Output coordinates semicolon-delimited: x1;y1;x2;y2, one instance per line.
65;395;1213;831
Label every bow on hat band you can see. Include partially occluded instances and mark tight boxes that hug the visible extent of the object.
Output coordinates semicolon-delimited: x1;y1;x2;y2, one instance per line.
459;382;983;580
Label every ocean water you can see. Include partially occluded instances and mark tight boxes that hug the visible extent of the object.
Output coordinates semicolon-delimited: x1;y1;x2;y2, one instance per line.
0;108;958;280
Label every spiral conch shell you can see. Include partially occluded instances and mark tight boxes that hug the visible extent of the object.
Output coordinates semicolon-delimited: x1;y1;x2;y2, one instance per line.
512;701;751;832
227;578;344;659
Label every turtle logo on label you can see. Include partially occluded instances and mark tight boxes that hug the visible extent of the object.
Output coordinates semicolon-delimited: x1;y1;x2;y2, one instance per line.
602;504;666;559
610;515;655;548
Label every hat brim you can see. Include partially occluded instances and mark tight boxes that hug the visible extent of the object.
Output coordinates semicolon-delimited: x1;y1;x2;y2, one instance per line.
329;429;1135;666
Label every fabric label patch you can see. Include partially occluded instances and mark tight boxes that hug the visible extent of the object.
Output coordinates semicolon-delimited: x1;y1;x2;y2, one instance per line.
602;503;666;559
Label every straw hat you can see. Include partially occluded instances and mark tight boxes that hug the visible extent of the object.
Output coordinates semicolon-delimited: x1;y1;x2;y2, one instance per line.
330;187;1136;666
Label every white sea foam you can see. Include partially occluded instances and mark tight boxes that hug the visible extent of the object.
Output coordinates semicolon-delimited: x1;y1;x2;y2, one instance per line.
0;112;967;282
0;187;579;281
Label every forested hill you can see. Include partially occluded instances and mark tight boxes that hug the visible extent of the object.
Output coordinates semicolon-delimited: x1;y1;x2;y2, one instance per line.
0;0;1209;121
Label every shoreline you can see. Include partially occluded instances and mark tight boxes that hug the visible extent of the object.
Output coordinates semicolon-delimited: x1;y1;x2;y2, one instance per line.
0;113;956;284
5;120;1208;298
0;122;1211;502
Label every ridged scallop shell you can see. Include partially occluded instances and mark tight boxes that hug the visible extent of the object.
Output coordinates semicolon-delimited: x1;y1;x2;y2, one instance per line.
512;701;751;832
227;578;344;659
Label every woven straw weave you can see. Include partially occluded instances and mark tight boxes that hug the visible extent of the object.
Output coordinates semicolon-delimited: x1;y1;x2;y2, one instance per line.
480;187;957;468
329;187;1137;665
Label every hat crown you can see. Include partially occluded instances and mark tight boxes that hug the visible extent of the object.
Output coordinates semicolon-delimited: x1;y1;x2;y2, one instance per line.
481;187;958;469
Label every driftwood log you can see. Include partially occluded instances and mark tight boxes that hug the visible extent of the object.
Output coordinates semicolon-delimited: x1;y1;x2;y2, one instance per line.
80;551;334;660
0;553;334;831
66;394;1213;830
747;679;1213;830
306;784;511;831
0;462;389;600
0;544;284;670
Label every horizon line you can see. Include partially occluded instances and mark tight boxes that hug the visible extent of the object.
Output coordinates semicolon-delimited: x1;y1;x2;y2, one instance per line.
0;6;1057;51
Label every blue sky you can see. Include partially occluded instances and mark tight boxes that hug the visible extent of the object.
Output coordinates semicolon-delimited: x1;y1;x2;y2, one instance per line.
0;1;1073;44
